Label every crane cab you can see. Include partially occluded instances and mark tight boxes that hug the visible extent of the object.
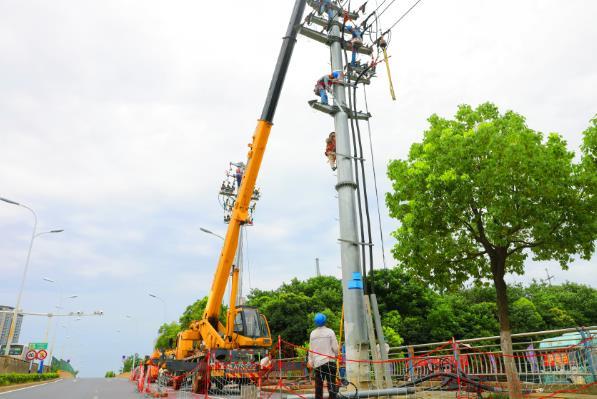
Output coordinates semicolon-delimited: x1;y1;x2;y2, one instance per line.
230;306;272;348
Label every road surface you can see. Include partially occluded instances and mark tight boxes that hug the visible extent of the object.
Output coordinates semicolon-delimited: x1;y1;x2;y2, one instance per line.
0;378;142;399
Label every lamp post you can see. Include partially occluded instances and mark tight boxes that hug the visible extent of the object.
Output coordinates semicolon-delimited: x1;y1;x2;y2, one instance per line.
199;227;225;241
42;277;77;367
200;226;243;305
0;196;63;355
148;293;167;324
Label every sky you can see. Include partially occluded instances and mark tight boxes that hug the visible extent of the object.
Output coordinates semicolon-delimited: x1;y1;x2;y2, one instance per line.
0;0;595;377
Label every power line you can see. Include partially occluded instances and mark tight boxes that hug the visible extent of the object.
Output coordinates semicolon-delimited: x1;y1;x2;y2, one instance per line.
377;0;399;19
362;85;388;269
382;0;423;36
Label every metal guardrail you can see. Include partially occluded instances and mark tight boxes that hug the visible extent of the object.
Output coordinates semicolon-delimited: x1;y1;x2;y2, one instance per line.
385;326;597;386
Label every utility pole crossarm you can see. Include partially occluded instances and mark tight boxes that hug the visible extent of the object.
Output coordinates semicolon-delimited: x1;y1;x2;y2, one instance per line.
308;100;372;120
306;0;359;20
299;26;373;55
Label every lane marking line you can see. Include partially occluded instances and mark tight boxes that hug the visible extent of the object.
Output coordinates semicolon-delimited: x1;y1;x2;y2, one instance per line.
0;379;63;396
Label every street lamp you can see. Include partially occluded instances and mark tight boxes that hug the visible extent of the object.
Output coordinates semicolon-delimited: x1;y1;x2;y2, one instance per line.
148;293;167;324
1;196;63;355
199;227;225;241
42;277;77;366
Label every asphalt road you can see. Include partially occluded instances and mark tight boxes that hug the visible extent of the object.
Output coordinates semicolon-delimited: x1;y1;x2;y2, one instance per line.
0;378;142;399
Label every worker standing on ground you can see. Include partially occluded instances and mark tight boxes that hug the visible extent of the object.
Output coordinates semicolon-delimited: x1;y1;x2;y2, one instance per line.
325;132;337;171
307;313;339;399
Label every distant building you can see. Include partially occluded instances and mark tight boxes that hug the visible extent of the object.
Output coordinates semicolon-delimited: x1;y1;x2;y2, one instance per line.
0;305;23;346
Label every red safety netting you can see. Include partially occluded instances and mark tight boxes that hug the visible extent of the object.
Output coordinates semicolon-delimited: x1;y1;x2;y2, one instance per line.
129;332;597;399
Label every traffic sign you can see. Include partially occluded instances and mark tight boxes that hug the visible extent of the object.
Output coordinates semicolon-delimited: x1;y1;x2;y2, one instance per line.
37;350;48;360
25;350;36;361
29;342;48;350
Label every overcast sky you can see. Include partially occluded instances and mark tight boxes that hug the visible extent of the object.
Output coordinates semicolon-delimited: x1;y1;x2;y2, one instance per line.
0;0;595;377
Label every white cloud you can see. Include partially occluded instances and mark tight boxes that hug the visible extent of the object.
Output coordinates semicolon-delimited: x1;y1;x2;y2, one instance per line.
0;0;595;377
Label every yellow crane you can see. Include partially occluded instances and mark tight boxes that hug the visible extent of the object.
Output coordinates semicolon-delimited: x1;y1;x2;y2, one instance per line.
165;0;308;388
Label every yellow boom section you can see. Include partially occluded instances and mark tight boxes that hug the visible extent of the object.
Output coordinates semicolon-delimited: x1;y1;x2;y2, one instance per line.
203;120;273;325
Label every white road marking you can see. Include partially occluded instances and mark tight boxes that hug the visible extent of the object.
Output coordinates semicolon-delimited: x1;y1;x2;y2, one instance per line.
0;379;62;395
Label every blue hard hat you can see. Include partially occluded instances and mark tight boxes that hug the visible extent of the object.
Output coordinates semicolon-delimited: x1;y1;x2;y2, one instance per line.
314;313;327;327
332;71;340;79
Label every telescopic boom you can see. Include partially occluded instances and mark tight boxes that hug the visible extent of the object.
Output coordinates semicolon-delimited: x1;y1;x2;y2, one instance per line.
203;0;307;327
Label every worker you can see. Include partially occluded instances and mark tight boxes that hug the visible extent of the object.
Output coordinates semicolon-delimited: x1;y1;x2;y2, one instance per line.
325;132;337;171
307;313;339;399
319;0;335;20
314;71;340;105
345;25;363;66
231;161;245;189
235;167;243;188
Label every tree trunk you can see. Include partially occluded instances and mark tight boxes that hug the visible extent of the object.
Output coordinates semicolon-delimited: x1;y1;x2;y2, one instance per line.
492;254;523;398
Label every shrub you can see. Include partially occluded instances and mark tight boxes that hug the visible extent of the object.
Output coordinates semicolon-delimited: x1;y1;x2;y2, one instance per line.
0;373;59;386
104;371;116;378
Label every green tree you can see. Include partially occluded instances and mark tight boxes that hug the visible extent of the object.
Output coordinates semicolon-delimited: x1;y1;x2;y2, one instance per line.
382;326;403;347
178;297;227;330
370;268;436;317
510;297;544;333
461;301;499;338
386;103;595;397
525;282;597;327
155;322;181;350
122;355;139;372
543;307;576;329
251;292;317;344
247;276;344;345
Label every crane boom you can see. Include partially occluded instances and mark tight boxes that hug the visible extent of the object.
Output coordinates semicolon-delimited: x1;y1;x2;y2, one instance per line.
203;0;307;325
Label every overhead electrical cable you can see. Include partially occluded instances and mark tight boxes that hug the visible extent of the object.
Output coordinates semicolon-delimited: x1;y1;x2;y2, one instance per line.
381;0;423;36
350;65;378;293
342;47;369;287
377;0;399;19
362;85;388;269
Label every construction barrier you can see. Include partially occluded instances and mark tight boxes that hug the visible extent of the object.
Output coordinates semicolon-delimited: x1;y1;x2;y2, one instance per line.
131;327;597;398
